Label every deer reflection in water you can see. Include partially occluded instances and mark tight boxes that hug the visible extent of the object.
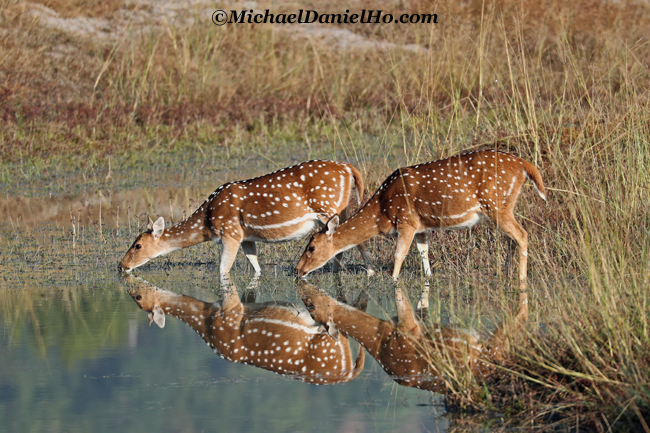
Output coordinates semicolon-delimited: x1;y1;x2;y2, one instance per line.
297;280;519;393
124;275;365;385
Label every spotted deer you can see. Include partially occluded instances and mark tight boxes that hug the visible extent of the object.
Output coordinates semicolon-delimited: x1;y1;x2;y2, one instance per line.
125;276;366;385
296;150;545;321
118;160;374;277
298;280;514;392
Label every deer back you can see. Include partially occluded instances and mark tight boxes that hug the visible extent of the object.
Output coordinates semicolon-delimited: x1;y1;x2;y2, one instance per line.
197;160;363;243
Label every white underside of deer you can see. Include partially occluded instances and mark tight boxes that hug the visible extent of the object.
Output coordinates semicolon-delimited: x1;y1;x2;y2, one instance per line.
296;150;546;322
118;160;375;277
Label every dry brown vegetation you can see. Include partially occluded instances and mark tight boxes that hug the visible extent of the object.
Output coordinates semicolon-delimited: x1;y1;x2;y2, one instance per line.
2;0;646;162
2;0;650;430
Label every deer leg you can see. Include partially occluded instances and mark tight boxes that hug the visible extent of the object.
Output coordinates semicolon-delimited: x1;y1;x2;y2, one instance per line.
356;242;375;276
497;215;529;322
241;240;262;275
503;236;516;279
330;207;351;276
332;245;374;276
414;232;432;277
393;225;417;280
414;232;431;313
331;252;346;273
219;237;241;279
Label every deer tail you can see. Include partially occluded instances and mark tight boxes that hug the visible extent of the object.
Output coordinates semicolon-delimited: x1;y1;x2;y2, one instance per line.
522;159;546;201
348;164;365;205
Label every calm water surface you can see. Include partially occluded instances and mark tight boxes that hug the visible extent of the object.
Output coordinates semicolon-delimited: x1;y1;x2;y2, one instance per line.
1;175;459;433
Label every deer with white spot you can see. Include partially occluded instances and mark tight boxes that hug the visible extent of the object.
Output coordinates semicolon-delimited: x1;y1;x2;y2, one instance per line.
118;160;374;278
298;280;515;392
126;276;366;385
296;151;545;321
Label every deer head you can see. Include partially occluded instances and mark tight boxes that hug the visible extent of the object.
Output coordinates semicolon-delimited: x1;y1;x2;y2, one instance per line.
118;216;166;273
295;215;343;277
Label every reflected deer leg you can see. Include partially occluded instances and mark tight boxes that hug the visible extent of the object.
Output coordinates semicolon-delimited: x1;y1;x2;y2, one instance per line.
240;275;260;303
394;283;421;337
219;276;244;313
497;215;529;322
352;289;369;313
416;281;430;317
334;278;348;304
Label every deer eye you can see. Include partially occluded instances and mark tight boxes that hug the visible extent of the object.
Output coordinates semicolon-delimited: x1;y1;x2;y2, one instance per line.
135;244;142;250
135;295;142;301
308;246;315;253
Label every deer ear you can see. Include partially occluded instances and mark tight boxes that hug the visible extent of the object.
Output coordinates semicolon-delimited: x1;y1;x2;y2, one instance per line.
147;306;166;328
324;215;340;236
151;217;165;238
325;319;340;341
147;216;155;231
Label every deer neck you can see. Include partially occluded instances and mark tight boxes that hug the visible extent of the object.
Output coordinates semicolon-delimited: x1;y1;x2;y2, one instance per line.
155;291;216;336
162;205;214;249
332;198;382;252
326;300;394;360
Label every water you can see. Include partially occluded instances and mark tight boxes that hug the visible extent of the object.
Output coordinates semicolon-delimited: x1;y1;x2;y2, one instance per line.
0;285;445;432
0;177;465;432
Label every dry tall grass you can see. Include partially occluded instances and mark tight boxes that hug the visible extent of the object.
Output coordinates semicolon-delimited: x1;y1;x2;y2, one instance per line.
2;0;650;429
2;0;641;162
